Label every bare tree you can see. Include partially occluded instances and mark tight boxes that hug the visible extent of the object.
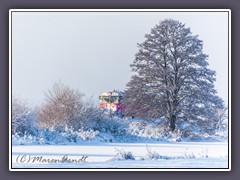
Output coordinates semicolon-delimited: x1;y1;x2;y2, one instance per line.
37;82;98;130
214;106;228;132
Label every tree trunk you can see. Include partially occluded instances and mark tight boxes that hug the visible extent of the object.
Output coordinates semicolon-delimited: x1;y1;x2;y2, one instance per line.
169;115;176;132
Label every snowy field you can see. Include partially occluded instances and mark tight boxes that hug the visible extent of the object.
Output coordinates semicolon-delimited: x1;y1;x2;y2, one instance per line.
12;142;229;169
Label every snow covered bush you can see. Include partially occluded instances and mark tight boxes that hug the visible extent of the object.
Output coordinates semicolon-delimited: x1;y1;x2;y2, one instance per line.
12;133;38;145
180;129;201;141
37;127;68;144
144;145;167;160
42;126;100;144
128;119;169;140
93;115;129;141
112;148;135;160
75;128;99;141
167;129;183;142
214;107;228;134
128;121;146;136
12;96;36;136
12;126;100;145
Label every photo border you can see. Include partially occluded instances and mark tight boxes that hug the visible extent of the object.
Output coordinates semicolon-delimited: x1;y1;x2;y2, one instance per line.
9;9;231;172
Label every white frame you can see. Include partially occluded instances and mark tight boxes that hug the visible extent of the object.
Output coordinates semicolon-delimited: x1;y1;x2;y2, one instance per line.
9;9;231;171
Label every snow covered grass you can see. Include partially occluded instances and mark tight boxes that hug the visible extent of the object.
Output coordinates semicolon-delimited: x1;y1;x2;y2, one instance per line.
11;114;229;169
143;144;196;160
12;128;101;145
12;122;228;146
127;120;228;142
11;142;228;169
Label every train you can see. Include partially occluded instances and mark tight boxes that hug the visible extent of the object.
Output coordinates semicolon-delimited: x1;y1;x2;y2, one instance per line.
99;90;124;116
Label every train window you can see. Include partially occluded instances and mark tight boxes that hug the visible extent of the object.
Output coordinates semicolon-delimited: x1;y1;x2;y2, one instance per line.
119;96;123;102
110;96;118;103
103;96;110;103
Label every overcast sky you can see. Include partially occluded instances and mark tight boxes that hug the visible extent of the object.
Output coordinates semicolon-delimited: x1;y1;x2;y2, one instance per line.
12;11;229;106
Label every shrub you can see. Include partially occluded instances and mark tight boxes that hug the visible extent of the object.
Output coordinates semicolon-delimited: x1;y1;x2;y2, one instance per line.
12;96;36;135
93;115;128;138
112;148;135;160
37;82;99;130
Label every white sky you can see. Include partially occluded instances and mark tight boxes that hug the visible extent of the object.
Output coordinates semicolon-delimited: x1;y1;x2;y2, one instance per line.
12;11;229;106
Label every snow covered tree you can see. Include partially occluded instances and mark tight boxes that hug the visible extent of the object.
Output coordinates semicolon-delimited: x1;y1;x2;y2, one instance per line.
123;19;224;132
12;96;35;135
37;82;98;130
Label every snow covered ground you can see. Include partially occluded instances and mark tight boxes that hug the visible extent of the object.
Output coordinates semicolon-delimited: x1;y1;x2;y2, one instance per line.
11;142;229;169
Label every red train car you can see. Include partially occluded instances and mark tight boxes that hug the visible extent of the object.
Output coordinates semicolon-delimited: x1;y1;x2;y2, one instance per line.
99;90;124;116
